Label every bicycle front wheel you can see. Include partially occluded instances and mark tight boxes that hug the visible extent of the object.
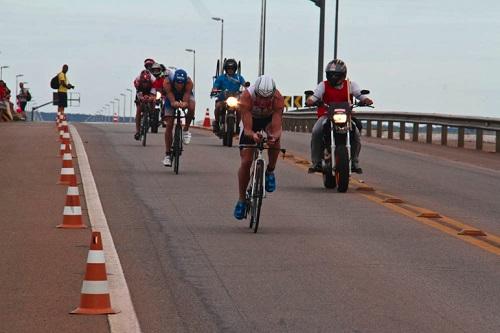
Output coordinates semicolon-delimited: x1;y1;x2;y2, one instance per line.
250;160;264;233
141;109;149;147
173;124;182;174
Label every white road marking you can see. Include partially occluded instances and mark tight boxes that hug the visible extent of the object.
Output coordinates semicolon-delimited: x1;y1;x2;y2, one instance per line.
70;125;142;333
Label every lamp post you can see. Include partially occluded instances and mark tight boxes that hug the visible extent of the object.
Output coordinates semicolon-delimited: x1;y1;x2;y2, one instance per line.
0;65;9;80
126;88;133;122
105;104;110;122
333;0;339;59
110;101;115;121
15;74;24;102
114;98;120;122
211;17;224;74
185;49;196;93
310;0;325;83
120;93;126;121
258;0;267;76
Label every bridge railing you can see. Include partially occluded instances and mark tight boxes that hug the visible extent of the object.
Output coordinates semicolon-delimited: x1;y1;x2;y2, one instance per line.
283;108;500;153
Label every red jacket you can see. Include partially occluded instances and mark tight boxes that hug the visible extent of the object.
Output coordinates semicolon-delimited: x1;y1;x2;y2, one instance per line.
317;79;350;118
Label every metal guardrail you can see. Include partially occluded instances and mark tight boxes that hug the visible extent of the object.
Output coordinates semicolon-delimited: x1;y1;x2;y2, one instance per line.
283;108;500;152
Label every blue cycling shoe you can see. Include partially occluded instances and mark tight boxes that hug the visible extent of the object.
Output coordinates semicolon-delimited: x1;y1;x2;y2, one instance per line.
233;200;247;220
265;172;276;192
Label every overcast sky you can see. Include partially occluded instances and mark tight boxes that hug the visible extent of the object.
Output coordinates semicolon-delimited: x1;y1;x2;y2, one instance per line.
2;0;500;120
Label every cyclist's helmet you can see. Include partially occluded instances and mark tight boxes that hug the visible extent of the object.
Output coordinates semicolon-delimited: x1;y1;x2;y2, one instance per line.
144;58;155;70
173;69;188;84
254;75;276;98
223;58;238;73
325;59;347;86
150;63;162;78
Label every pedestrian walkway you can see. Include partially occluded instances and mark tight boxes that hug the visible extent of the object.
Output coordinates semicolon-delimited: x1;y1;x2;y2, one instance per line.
0;122;109;333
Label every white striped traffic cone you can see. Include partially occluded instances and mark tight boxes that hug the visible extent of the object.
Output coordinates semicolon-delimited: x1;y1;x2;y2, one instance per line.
71;232;117;314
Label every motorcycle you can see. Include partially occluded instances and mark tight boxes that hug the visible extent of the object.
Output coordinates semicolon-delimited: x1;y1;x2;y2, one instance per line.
211;90;241;147
305;89;371;192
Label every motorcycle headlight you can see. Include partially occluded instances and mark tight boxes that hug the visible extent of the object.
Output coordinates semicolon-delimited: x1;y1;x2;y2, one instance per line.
226;96;238;108
333;113;347;124
156;92;162;100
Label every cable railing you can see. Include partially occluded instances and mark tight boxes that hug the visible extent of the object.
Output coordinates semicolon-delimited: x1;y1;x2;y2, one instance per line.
283;108;500;153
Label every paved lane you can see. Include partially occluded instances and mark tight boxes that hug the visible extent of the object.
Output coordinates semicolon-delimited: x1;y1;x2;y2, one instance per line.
76;123;500;333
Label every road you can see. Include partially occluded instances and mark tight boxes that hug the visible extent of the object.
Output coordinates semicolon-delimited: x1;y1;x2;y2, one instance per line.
73;123;500;332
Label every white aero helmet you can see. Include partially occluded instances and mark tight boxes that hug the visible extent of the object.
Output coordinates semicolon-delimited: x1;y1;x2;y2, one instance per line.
254;75;276;98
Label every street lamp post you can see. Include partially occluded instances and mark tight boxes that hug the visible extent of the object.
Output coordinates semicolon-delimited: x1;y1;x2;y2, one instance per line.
211;17;224;75
120;93;126;121
258;0;267;76
114;98;120;122
110;101;115;122
334;0;339;59
126;88;133;123
185;49;196;93
105;104;110;122
15;74;24;103
310;0;326;83
0;65;9;80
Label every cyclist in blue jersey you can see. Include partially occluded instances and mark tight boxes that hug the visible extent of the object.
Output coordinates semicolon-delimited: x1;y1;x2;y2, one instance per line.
210;58;246;135
161;69;195;167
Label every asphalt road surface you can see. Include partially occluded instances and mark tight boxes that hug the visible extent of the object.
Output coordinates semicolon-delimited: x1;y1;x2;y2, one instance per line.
75;123;500;333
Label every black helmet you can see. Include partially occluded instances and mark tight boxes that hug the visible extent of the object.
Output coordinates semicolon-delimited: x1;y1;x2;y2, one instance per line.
325;59;347;86
223;58;238;72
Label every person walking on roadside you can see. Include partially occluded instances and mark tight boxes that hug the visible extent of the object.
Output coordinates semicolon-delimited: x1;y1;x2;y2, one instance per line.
16;82;30;120
57;64;75;115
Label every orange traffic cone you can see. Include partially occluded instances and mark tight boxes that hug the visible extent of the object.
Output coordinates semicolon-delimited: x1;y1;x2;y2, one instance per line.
60;128;71;144
202;109;211;127
71;232;117;315
59;142;73;157
58;161;77;185
57;182;86;229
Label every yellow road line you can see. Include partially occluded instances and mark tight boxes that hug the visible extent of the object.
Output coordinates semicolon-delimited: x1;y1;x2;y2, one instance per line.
280;150;500;256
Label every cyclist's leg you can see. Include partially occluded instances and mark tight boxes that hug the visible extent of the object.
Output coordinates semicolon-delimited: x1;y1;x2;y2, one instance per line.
238;148;254;201
163;103;175;155
135;102;141;134
183;96;195;132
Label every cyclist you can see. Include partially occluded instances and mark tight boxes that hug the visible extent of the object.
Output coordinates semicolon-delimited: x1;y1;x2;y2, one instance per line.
133;69;156;140
161;69;195;167
234;75;284;220
305;59;373;174
144;58;155;73
210;58;246;135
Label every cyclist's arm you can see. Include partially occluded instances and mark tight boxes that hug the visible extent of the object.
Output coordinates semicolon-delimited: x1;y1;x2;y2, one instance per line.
239;91;254;138
269;91;285;141
163;79;176;105
182;79;193;104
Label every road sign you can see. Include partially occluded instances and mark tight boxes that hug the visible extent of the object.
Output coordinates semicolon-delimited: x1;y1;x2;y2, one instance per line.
293;95;303;108
284;96;292;108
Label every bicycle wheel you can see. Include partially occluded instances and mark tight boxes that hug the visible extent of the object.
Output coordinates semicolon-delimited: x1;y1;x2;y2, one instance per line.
141;108;149;147
250;160;264;233
173;123;182;174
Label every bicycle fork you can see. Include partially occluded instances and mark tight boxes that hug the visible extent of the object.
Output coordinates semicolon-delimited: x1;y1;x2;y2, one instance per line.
250;150;267;199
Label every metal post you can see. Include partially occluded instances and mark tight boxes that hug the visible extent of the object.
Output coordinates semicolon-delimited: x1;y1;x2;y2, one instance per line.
400;121;406;140
120;93;126;121
441;125;448;146
212;17;224;74
258;0;267;76
476;128;483;150
318;0;325;83
115;98;120;122
426;124;433;144
185;49;196;93
0;65;8;80
334;0;339;59
126;88;133;122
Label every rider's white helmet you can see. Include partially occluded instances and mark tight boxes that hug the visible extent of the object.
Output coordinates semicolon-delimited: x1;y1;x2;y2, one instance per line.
254;75;276;98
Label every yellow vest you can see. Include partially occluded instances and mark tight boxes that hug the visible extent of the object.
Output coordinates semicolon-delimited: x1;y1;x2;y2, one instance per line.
58;72;68;93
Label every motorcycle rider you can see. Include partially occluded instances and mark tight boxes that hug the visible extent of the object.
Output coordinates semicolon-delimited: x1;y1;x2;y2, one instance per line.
306;59;373;174
210;58;246;135
234;75;284;220
133;69;156;140
161;68;195;167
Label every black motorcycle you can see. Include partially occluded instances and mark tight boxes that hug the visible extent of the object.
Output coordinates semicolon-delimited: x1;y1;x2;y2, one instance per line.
306;90;371;192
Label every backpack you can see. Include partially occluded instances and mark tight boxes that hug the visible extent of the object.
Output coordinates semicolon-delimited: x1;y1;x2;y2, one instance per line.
50;75;59;89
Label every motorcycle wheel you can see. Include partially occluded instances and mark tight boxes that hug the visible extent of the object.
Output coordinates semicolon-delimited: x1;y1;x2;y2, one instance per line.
226;117;235;147
335;145;350;192
323;158;336;189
